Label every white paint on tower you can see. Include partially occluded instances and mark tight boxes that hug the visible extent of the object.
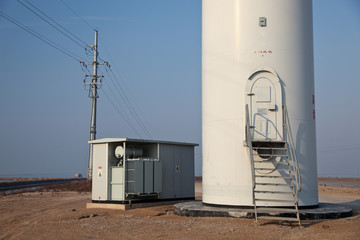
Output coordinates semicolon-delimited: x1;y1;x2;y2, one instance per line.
202;0;318;207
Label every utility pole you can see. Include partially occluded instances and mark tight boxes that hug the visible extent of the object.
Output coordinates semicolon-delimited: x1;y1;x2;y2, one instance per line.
82;30;108;180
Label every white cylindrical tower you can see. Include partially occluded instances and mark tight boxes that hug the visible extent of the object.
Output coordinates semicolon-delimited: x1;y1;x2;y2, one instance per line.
202;0;318;206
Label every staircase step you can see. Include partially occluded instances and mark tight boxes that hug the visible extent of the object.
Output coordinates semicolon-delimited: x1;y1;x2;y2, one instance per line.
254;190;294;194
251;140;286;143
255;199;295;203
257;216;299;222
255;183;293;187
253;147;286;150
255;168;289;171
254;160;289;164
253;154;288;157
256;207;297;212
255;175;291;179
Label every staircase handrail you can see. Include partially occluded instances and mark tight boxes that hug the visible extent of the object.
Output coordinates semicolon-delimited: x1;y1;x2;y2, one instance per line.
283;104;302;193
245;104;256;191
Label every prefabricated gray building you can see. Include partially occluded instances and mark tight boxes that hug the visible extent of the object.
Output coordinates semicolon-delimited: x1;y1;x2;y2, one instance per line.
89;138;197;202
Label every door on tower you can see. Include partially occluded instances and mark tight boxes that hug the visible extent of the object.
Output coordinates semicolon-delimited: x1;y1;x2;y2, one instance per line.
246;67;283;141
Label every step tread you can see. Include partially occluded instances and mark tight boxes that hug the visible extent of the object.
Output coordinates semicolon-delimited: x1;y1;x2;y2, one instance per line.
256;207;297;212
254;190;294;194
257;216;299;221
253;154;288;157
253;147;287;150
255;183;293;186
255;175;291;178
255;168;289;171
255;199;295;203
254;160;290;164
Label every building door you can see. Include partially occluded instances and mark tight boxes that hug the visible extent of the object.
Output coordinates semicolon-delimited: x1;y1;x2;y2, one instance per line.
249;77;278;140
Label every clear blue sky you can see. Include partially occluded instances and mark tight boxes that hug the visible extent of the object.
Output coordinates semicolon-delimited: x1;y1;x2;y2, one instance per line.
0;0;359;178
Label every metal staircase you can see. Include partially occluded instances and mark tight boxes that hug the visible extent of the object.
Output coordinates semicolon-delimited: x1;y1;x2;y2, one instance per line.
245;104;301;226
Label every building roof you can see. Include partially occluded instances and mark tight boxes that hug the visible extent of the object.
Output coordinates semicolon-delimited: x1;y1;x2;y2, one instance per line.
88;138;199;146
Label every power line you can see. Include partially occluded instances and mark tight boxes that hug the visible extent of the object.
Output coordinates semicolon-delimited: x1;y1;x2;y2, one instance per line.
99;38;153;138
17;0;88;49
100;40;153;135
0;11;82;62
80;61;92;75
59;0;95;31
99;68;146;138
99;83;143;138
99;87;143;138
58;0;152;138
102;67;152;138
107;68;153;138
24;0;88;46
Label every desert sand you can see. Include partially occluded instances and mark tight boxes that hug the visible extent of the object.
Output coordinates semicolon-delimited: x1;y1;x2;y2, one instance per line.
0;178;359;240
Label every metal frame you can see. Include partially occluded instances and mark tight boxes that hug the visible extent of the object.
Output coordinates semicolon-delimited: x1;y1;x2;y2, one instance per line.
245;104;301;226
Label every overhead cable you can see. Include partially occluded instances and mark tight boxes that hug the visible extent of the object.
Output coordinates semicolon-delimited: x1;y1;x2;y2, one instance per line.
99;67;148;138
98;68;139;130
59;0;95;31
0;11;82;62
107;68;153;138
99;39;153;138
58;1;152;138
99;87;143;138
17;0;88;49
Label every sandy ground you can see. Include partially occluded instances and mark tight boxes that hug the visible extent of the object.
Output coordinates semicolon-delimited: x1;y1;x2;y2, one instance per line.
318;177;360;190
0;179;360;240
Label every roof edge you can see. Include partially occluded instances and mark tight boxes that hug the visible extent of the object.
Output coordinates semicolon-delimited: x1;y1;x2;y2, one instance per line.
88;137;199;146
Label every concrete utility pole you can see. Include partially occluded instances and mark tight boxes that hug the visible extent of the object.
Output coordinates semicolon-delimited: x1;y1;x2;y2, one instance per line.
90;30;98;145
82;30;107;180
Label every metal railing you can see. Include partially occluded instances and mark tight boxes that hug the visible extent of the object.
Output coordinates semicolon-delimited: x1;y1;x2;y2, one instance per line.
245;104;257;221
245;105;256;191
283;105;302;193
245;104;302;194
245;104;301;224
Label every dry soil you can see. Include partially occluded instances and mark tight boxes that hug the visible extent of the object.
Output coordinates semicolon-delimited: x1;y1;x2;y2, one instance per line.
0;179;359;240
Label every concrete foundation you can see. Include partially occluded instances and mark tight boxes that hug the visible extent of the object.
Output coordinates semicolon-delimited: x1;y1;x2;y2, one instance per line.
87;200;186;211
174;201;353;220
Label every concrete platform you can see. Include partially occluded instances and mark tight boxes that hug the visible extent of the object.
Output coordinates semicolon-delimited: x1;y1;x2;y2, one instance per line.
174;201;353;220
87;200;186;211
